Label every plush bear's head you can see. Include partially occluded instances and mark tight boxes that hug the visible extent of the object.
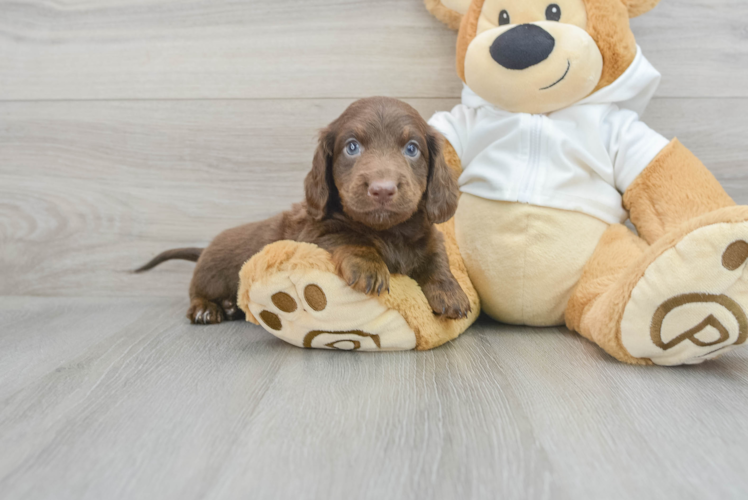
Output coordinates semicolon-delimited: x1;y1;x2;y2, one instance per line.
453;0;660;114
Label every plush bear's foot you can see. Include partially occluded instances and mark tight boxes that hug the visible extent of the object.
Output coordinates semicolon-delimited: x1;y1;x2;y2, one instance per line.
237;237;480;351
241;266;417;351
619;208;748;365
237;242;418;351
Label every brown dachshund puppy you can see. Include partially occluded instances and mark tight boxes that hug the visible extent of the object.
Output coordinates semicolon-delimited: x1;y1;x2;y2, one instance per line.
137;97;471;324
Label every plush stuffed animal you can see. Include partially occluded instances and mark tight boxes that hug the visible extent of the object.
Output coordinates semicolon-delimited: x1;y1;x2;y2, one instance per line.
239;0;748;365
423;0;748;365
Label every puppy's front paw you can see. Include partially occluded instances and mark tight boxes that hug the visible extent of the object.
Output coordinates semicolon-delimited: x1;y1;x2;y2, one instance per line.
334;253;390;296
423;282;472;320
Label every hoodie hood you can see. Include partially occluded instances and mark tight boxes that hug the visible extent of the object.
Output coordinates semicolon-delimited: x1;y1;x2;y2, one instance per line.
461;46;660;117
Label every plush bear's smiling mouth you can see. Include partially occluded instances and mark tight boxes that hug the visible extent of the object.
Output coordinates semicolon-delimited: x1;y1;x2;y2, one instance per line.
540;60;571;90
464;16;603;114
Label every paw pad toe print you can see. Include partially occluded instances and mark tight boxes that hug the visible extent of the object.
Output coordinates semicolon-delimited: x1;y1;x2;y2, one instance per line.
258;286;322;331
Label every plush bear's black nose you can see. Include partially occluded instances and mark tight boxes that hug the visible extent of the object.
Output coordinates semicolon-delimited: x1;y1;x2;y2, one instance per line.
490;24;556;70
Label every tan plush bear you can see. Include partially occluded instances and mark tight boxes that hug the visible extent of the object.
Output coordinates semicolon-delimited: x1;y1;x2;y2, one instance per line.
239;0;748;364
424;0;748;365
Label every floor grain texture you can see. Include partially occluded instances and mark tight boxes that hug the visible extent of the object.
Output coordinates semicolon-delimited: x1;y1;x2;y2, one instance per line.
1;298;747;500
2;0;748;498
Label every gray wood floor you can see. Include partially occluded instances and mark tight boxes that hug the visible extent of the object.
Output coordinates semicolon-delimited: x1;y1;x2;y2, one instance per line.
1;0;748;499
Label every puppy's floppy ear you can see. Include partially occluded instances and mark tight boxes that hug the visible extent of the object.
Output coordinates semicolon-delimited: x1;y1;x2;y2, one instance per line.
305;126;337;220
425;128;459;224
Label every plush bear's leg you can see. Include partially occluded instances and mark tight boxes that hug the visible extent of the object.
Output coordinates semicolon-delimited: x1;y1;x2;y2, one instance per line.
566;225;650;364
568;207;748;365
568;139;748;365
236;218;480;351
623;139;735;244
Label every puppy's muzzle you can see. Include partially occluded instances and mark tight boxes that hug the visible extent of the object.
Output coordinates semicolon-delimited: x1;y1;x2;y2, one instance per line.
490;24;556;70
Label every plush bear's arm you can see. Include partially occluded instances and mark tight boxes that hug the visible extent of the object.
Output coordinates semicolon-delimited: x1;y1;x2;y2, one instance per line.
623;138;735;244
442;139;464;181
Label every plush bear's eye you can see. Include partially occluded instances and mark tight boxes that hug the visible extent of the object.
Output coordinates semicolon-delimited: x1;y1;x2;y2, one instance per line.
498;10;510;26
545;4;561;21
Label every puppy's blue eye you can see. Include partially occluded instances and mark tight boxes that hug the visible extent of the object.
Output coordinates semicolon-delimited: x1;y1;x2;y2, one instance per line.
404;142;420;158
345;140;361;156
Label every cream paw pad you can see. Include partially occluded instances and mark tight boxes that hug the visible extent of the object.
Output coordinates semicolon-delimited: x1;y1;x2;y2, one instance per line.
621;213;748;365
238;241;420;351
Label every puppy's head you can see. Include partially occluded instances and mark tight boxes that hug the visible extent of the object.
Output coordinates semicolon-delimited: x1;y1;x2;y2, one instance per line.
305;97;458;231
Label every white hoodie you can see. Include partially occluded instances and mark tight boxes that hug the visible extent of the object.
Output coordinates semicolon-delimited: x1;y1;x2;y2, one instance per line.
428;47;670;225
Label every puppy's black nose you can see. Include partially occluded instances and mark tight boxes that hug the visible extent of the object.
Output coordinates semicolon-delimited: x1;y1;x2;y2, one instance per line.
490;24;555;70
368;180;397;203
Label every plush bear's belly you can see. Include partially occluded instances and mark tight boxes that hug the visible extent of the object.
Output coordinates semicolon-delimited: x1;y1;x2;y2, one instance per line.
455;194;609;326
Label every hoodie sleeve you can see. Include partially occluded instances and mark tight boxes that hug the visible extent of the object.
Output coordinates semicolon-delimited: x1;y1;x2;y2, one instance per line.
603;106;670;194
427;105;475;159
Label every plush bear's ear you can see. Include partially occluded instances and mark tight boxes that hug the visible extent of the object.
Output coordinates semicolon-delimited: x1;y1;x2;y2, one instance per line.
424;0;472;30
622;0;661;18
456;0;486;83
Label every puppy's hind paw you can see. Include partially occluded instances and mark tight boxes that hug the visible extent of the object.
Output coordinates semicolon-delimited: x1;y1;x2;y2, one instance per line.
221;299;245;321
188;298;224;325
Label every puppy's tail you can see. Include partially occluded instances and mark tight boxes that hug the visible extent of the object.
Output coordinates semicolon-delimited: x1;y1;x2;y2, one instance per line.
133;248;204;273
